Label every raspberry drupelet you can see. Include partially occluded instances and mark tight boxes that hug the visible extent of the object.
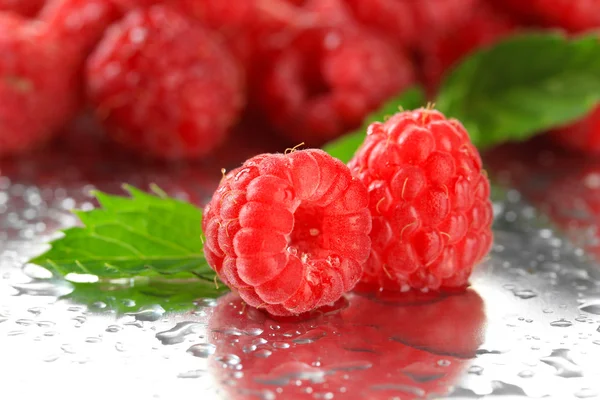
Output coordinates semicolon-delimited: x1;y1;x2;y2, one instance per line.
348;108;493;292
202;149;372;316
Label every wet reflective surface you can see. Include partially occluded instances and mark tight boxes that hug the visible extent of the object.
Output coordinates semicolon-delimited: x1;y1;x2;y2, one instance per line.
2;131;600;399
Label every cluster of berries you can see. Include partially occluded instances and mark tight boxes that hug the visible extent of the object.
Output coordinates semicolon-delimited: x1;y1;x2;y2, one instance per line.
1;0;598;159
203;107;494;316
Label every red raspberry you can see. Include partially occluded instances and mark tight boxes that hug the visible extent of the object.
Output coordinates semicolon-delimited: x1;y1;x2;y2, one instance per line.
85;5;245;160
551;106;600;155
0;13;78;157
343;0;478;48
257;22;415;146
494;0;600;32
39;0;120;59
0;0;45;16
202;149;372;316
348;108;493;292
419;2;518;93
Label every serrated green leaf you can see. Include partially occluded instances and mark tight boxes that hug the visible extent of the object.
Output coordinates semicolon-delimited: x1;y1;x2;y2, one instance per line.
29;185;212;279
436;32;600;148
322;86;426;162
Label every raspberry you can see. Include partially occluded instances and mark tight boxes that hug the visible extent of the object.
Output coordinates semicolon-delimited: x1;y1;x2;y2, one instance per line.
202;149;372;316
39;0;120;59
348;108;493;291
85;5;245;160
0;13;78;156
418;2;518;93
343;0;478;48
208;290;484;398
494;0;600;32
256;22;415;146
551;106;600;155
0;0;45;16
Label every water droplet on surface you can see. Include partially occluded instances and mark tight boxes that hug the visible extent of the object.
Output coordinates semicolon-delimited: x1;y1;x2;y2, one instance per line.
37;321;55;328
85;337;102;344
540;349;583;378
43;354;60;363
11;279;74;297
273;342;291;349
293;329;327;345
194;298;217;308
513;289;538;299
579;302;600;315
215;354;241;367
177;369;205;379
27;306;44;315
115;342;126;352
156;321;205;345
467;365;483;375
550;319;573;328
575;388;598;398
187;343;216;358
8;330;25;336
255;349;272;358
105;325;122;333
15;318;34;326
126;305;165;322
61;344;76;354
518;370;534;378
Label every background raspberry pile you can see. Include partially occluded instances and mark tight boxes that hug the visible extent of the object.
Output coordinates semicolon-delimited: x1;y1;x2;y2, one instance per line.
1;0;598;160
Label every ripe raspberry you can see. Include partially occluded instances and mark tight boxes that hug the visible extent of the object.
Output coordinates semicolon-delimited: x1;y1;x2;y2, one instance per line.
419;2;518;93
348;108;493;291
343;0;478;48
493;0;600;32
86;5;245;160
256;22;415;146
551;106;600;155
0;0;45;16
202;149;372;316
39;0;120;59
0;13;78;157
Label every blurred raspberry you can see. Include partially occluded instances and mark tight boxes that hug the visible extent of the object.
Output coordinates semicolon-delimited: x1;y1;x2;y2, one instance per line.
419;2;518;93
0;0;45;16
551;106;600;155
493;0;600;32
256;21;415;146
39;0;120;59
0;13;78;156
86;5;245;160
343;0;478;48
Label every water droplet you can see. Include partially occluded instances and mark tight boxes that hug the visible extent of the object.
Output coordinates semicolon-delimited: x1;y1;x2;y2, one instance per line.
514;289;537;299
215;354;241;367
550;319;573;328
543;308;554;314
8;330;25;336
273;342;290;349
255;349;272;358
437;359;451;367
187;343;216;358
121;299;136;307
85;337;102;344
105;325;122;333
61;344;76;354
293;329;327;345
177;369;205;379
125;305;165;322
245;327;264;336
156;322;205;345
115;342;126;352
91;301;107;310
575;388;598;398
518;370;534;378
194;298;217;308
43;354;60;363
67;306;85;312
37;321;55;328
11;279;73;297
579;302;600;315
593;340;600;345
540;349;583;378
328;361;372;372
27;307;44;315
270;324;281;331
15;318;34;326
468;365;484;375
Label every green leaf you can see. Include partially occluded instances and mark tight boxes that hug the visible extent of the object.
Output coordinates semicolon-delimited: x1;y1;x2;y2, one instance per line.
29;185;214;279
436;32;600;149
322;86;426;162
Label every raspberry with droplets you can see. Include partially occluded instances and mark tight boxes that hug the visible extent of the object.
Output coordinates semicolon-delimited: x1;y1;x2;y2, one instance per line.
202;148;372;316
348;108;493;292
